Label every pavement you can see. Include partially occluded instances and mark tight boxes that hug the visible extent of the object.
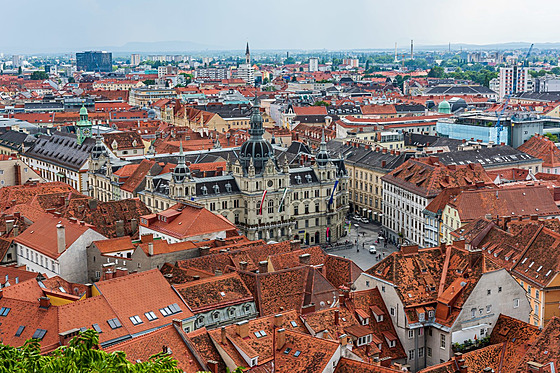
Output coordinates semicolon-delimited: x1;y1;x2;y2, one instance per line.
326;219;399;271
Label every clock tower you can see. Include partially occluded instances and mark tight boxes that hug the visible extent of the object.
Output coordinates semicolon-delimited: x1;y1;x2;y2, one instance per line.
76;105;93;145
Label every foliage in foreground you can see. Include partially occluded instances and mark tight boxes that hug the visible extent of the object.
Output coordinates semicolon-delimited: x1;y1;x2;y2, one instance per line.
0;329;182;373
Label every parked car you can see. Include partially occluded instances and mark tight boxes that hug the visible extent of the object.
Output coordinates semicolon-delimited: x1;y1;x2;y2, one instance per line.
361;218;370;224
369;245;377;254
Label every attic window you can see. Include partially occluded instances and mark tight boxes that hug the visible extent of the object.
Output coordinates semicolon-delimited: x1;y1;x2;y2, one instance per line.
0;307;10;316
294;350;301;357
220;292;226;297
521;258;528;264
225;183;232;193
284;348;292;354
254;330;267;338
537;266;543;272
129;315;143;325
145;311;158;321
213;184;220;194
201;186;208;195
107;318;122;330
295;175;302;184
92;323;102;333
305;174;312;183
290;321;298;327
32;329;47;340
529;262;534;268
15;325;25;337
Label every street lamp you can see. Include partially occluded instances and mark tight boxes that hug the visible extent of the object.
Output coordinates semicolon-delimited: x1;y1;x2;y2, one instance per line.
354;224;360;250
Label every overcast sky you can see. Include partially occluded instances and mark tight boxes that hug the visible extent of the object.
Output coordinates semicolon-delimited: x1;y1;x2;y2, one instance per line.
2;0;558;54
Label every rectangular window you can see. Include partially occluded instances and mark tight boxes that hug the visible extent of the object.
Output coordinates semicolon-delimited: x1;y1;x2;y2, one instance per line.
390;307;395;316
92;323;102;333
427;347;432;357
418;347;424;358
107;318;122;329
15;325;25;337
513;298;520;308
408;330;414;339
408;349;415;360
486;305;492;313
145;311;158;321
440;334;446;349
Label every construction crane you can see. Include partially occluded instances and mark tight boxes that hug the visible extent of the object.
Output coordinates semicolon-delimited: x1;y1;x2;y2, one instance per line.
495;43;534;144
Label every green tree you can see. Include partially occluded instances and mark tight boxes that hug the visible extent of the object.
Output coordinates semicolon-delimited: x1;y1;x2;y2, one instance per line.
68;77;75;83
313;100;330;106
284;57;295;65
180;73;193;84
551;67;560;75
31;70;49;80
427;66;445;78
143;79;156;86
544;133;558;142
18;66;22;75
0;329;182;373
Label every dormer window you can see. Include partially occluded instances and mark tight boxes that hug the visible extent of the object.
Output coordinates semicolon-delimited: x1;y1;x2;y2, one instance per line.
201;186;208;195
295;175;302;184
213;184;220;194
305;174;312;183
225;183;232;193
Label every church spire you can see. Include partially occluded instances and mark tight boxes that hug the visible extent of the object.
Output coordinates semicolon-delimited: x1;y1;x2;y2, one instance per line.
245;42;250;64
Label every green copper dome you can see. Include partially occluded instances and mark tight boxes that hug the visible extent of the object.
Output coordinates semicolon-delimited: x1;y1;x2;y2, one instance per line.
438;100;451;114
79;105;88;116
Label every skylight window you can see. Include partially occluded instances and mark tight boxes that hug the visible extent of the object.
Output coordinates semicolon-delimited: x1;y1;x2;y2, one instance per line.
15;326;25;337
92;324;102;333
537;266;543;272
129;315;143;325
521;258;528;264
107;318;122;330
254;331;262;338
284;348;292;354
0;307;10;316
546;270;552;277
290;321;298;328
160;303;181;317
145;311;158;321
294;350;301;357
32;329;47;340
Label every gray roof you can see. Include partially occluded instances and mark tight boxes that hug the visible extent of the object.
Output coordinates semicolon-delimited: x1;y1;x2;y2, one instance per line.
24;131;95;171
425;85;496;95
429;145;540;167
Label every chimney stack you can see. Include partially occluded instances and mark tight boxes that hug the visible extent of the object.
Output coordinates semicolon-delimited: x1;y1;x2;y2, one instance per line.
276;328;286;350
299;253;311;265
5;219;14;234
207;361;219;373
221;326;227;344
57;224;66;254
274;313;284;327
39;296;51;309
12;225;19;237
239;261;248;271
199;246;210;256
148;242;154;256
259;260;268;274
236;321;249;338
115;220;125;237
130;218;138;233
334;309;340;325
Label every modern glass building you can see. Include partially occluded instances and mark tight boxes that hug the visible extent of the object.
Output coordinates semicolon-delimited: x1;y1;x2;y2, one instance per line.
76;51;113;72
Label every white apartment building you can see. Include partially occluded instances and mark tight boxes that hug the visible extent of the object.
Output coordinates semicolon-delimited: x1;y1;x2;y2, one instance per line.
309;58;319;72
499;66;529;100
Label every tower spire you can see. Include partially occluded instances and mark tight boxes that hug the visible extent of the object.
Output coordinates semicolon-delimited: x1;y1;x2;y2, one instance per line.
245;42;250;64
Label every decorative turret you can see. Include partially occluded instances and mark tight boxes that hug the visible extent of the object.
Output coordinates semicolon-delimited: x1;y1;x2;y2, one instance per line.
245;42;251;64
316;126;329;168
172;141;191;183
91;127;106;160
239;97;275;175
76;105;93;145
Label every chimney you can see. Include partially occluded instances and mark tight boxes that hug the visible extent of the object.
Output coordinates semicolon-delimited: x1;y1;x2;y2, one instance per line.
459;365;467;373
530;214;538;221
148;242;154;256
140;234;153;243
236;320;249;338
301;303;316;315
334;309;340;325
172;318;182;330
299;253;311;265
221;326;227;344
239;261;248;271
115;220;125;237
339;333;348;347
130;218;138;233
259;260;268;274
57;224;66;254
274;313;284;327
12;225;19;237
276;328;286;350
207;360;219;373
5;220;14;234
88;198;98;210
381;160;387;168
290;240;301;251
526;362;545;373
39;296;51;309
199;246;210;256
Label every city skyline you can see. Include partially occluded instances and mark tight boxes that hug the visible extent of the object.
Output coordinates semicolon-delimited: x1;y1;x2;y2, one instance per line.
3;0;560;54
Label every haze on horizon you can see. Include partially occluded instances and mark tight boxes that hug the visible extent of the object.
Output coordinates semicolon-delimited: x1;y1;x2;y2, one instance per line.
3;0;558;54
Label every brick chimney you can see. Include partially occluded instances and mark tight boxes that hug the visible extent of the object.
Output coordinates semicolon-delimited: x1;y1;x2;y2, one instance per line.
57;224;66;254
148;242;154;256
527;362;546;373
5;219;14;234
39;296;51;309
334;309;340;325
259;260;268;274
299;253;311;265
130;218;138;233
207;360;218;373
199;246;210;256
115;220;125;237
236;321;249;338
276;328;286;350
221;326;227;344
274;313;284;327
290;240;301;251
239;261;248;271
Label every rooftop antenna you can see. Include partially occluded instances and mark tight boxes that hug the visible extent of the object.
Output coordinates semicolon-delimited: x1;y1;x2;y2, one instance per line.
410;40;414;60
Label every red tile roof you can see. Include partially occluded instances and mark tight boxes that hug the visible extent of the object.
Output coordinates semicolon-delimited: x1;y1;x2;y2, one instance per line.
104;324;203;372
14;215;93;259
94;269;194;333
518;134;560;168
140;202;237;240
293;106;327;116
